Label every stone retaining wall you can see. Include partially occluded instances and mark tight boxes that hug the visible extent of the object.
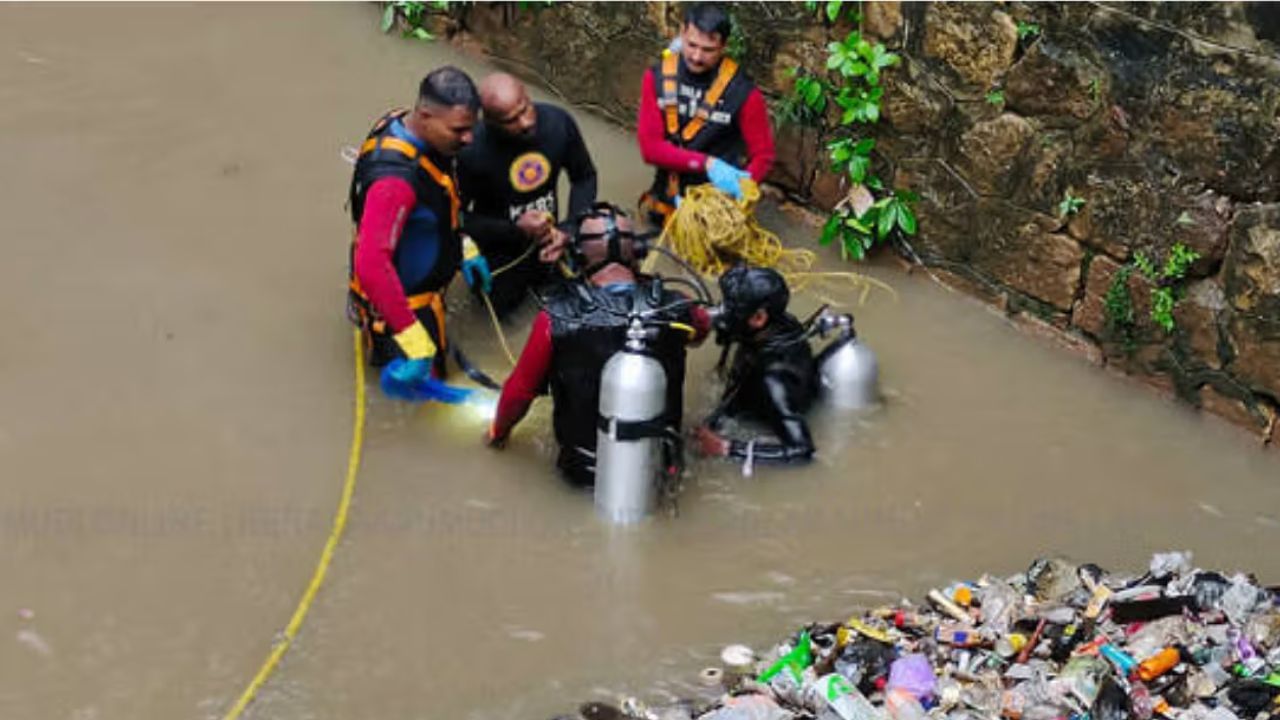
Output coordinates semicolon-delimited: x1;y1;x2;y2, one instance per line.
430;2;1280;445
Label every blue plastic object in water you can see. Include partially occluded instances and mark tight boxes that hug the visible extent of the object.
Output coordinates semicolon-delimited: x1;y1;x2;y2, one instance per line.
380;359;474;404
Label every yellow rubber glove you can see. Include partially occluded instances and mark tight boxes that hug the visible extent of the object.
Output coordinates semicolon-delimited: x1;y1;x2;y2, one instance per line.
393;320;436;361
460;235;492;293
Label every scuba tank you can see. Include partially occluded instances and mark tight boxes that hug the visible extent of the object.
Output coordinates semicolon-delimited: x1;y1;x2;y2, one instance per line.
595;317;668;525
814;312;880;410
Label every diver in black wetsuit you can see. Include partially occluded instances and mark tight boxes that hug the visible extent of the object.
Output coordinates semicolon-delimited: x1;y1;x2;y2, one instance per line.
693;265;819;464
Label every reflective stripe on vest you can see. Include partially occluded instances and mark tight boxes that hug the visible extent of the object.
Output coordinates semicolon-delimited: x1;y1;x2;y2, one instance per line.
659;51;740;144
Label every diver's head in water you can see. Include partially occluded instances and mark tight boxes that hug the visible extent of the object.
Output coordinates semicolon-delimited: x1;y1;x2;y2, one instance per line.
570;203;644;281
714;264;789;344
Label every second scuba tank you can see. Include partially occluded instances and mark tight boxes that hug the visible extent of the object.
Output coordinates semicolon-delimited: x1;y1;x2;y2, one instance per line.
595;320;667;525
816;313;880;410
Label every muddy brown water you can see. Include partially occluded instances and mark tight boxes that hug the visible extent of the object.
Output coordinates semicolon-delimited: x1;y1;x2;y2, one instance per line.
1;5;1277;719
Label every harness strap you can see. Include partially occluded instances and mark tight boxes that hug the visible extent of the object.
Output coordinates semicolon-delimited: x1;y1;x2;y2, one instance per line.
681;57;739;143
638;191;677;224
348;276;446;341
357;129;461;229
661;50;680;136
597;414;673;442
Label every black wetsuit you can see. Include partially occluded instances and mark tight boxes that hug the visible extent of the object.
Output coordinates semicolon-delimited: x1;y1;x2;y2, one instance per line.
709;314;818;463
457;103;597;315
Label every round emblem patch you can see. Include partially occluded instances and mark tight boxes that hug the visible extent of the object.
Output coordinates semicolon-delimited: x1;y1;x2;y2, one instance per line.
509;151;551;193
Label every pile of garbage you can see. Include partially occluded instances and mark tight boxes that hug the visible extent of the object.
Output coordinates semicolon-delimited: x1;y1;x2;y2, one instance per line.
570;553;1280;720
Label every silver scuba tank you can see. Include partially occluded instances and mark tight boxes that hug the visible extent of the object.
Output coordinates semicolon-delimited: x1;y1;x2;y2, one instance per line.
816;313;880;410
594;319;667;525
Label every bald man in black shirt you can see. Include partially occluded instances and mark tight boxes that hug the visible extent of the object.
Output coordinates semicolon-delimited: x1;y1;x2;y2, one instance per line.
458;73;598;317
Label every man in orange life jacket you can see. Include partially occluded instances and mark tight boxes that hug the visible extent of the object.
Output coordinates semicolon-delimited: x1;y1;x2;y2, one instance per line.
347;66;491;392
637;2;776;227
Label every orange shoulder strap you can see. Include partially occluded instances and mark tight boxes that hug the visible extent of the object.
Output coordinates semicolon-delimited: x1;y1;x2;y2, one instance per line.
661;50;680;136
680;57;739;143
417;155;461;230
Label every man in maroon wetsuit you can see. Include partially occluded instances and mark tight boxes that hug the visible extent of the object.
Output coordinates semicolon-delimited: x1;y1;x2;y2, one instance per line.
636;2;776;226
484;205;711;486
347;66;491;392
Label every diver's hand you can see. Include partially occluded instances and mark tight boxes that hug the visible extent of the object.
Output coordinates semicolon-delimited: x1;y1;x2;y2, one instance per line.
461;236;493;293
483;426;508;450
693;424;730;458
705;157;750;200
539;227;569;263
515;210;552;241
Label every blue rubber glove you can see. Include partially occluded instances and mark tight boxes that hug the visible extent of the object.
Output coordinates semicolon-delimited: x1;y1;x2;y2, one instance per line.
460;236;492;294
706;157;751;200
380;358;474;404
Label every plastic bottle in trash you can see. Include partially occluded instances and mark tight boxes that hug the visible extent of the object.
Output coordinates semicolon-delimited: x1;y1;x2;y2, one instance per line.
1129;680;1154;720
1136;647;1181;682
758;631;812;684
810;674;885;720
885;688;929;720
935;623;985;648
1100;644;1137;676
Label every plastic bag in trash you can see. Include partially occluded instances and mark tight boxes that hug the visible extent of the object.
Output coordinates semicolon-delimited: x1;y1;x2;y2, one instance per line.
700;694;794;720
1027;557;1081;603
885;655;935;702
977;578;1022;635
1090;678;1130;720
835;639;896;694
1149;551;1194;580
1225;680;1280;716
1220;574;1266;626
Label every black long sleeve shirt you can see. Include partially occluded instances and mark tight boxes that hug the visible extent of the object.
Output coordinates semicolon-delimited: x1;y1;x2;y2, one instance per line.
457;102;597;261
711;316;819;463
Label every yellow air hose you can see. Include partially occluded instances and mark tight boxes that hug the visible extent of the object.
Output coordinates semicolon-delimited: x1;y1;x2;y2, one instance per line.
222;329;367;720
648;182;895;304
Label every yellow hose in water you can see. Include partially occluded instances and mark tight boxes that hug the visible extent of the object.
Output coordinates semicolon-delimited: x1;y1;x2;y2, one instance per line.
222;328;367;720
651;182;895;304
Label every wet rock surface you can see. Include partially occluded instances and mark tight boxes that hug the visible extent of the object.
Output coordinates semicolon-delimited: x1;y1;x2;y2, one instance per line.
443;2;1280;441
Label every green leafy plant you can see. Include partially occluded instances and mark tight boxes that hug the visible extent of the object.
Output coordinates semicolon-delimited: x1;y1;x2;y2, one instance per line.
985;89;1005;106
725;15;747;62
806;1;853;24
1134;243;1199;332
779;25;913;260
1102;265;1138;352
1058;191;1085;218
819;189;919;261
1088;77;1103;103
1016;21;1041;41
776;69;828;126
382;1;437;41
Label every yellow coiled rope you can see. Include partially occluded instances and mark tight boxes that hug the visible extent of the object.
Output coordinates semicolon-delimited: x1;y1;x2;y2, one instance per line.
650;182;895;305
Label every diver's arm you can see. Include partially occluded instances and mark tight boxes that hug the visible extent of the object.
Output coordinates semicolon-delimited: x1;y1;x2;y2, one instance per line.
737;88;776;182
725;371;815;463
353;177;420;333
489;311;553;443
636;69;709;174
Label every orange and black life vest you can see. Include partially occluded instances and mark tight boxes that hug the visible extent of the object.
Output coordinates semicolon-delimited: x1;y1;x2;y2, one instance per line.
346;109;461;340
642;50;753;219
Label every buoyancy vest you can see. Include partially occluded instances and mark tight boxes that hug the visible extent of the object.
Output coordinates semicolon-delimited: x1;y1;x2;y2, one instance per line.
347;109;462;331
543;279;692;482
644;51;754;213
